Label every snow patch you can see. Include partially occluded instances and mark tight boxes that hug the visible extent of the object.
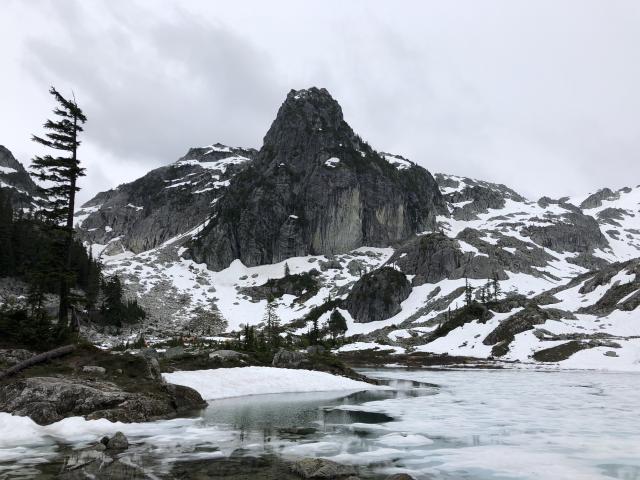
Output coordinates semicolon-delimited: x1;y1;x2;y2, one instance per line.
162;366;386;400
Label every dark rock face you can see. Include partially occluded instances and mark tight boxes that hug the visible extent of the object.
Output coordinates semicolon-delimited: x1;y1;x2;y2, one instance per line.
482;304;569;356
76;144;257;254
532;339;620;362
388;231;547;286
435;173;525;221
597;207;628;226
345;267;411;323
426;302;493;343
580;188;619;209
576;260;640;315
389;234;465;285
239;272;320;300
520;212;608;254
165;383;207;413
190;88;446;270
0;145;38;208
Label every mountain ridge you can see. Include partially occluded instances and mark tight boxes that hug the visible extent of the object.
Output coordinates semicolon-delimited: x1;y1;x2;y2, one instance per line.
4;85;639;370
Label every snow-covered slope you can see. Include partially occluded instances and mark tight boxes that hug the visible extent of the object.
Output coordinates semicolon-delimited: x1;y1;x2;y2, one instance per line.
73;90;640;371
78;165;640;370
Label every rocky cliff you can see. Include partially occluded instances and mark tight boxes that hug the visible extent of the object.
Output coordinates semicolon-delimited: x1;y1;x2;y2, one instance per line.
0;145;38;209
76;144;257;255
189;88;447;270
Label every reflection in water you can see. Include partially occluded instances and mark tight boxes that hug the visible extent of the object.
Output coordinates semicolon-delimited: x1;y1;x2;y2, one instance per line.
3;370;640;480
201;379;435;442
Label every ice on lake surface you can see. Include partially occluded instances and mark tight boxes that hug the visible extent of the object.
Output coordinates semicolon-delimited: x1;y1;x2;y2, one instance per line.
1;369;639;479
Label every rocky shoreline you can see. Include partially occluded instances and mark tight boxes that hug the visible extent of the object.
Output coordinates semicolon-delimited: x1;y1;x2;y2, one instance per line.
0;344;422;480
0;344;206;425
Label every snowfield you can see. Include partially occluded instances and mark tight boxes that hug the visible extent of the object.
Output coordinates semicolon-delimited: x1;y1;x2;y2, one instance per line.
162;366;387;400
74;144;640;371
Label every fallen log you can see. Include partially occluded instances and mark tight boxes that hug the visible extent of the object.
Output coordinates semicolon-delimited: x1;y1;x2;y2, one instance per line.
0;344;76;381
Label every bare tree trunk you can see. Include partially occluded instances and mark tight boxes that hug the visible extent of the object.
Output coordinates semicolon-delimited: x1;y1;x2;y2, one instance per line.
58;116;78;326
0;345;75;381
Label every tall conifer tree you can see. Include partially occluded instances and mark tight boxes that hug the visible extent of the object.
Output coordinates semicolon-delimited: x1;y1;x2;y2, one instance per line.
30;86;87;325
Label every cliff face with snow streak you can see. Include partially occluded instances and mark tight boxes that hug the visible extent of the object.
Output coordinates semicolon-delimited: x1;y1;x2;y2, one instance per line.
75;144;257;255
189;88;446;270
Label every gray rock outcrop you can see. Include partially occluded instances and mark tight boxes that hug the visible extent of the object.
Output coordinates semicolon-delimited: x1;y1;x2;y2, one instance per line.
0;369;206;425
345;267;411;323
190;88;446;270
580;188;619;209
521;212;608;254
76;144;257;254
272;348;309;368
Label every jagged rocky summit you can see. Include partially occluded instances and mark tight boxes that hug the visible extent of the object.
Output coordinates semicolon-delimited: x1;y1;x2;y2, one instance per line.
188;87;446;270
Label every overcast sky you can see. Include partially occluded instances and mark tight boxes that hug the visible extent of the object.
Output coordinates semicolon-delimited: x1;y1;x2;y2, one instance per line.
2;0;640;204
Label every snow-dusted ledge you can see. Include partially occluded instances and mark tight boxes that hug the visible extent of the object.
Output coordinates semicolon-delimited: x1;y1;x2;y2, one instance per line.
162;366;387;400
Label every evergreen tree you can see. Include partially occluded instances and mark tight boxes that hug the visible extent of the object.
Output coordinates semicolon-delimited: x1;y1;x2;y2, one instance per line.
327;309;347;340
284;262;291;277
492;274;502;301
263;297;281;348
310;315;321;345
100;275;145;327
0;191;14;276
30;86;87;326
464;278;474;306
85;252;101;309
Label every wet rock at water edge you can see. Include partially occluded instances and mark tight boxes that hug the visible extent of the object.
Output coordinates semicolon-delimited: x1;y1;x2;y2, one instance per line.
102;431;129;450
289;457;357;478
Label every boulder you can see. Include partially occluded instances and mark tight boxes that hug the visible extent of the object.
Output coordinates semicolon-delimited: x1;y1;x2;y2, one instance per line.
208;350;248;361
104;431;129;450
289;457;356;479
165;383;207;412
272;348;309;368
345;267;411;323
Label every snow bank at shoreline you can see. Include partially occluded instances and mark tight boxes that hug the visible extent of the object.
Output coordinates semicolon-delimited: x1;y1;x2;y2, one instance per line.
162;366;386;400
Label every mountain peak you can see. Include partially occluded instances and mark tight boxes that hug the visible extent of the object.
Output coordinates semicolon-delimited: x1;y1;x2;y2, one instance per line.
260;87;357;167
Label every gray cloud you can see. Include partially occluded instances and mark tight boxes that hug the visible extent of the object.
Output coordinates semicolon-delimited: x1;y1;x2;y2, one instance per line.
2;0;640;204
23;2;284;162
